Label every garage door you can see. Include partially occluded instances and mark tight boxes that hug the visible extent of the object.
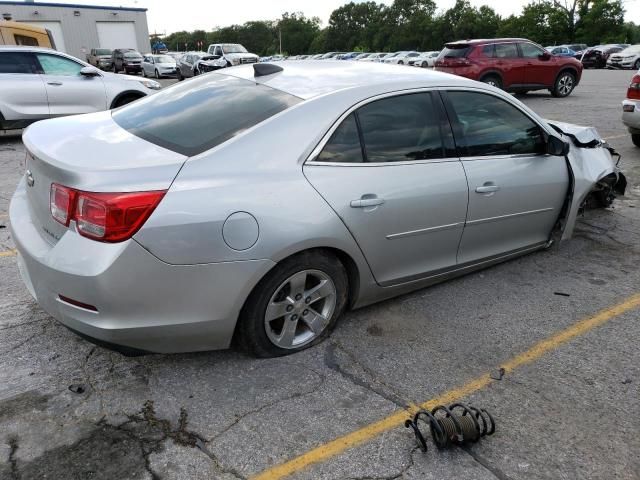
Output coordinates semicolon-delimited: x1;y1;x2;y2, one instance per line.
96;22;137;50
21;21;66;52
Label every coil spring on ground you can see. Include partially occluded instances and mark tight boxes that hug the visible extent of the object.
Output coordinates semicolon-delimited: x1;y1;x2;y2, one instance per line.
404;403;495;452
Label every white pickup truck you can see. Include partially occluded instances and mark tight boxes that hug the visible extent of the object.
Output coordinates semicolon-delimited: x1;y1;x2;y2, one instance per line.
206;43;258;67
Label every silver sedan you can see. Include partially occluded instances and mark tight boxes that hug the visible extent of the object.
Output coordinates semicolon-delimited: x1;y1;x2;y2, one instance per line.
10;61;626;357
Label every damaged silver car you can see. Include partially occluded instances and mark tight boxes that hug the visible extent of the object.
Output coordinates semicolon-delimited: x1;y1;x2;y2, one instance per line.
10;62;626;357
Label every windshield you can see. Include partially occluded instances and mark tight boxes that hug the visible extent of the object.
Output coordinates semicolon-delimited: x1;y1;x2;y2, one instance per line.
96;49;111;55
124;52;142;59
441;45;471;58
222;44;248;54
622;46;640;54
113;74;301;156
153;55;174;63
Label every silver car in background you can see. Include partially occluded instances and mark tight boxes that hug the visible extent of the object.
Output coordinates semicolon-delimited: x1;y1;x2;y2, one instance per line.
142;54;177;78
0;46;161;129
10;61;625;357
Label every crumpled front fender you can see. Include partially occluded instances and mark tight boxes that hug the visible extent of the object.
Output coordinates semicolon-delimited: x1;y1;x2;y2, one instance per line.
546;121;627;240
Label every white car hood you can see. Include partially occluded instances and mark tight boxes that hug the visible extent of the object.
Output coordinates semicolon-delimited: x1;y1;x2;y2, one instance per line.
546;120;625;240
226;52;258;60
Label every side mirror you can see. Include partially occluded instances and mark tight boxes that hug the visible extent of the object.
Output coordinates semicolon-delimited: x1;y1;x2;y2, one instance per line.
547;135;570;156
80;66;100;77
539;51;551;61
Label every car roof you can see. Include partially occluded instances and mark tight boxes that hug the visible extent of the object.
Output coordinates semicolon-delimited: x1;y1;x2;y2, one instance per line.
446;38;529;46
0;45;57;53
221;60;477;100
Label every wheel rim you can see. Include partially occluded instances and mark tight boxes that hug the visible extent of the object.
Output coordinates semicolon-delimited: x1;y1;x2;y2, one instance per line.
558;74;573;95
484;78;499;87
264;269;337;349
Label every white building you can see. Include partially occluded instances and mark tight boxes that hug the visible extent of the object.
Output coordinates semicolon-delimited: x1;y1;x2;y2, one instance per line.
0;1;150;60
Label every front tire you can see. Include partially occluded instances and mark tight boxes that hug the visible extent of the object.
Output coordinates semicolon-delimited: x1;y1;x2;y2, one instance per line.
632;134;640;148
155;69;160;79
480;74;502;89
421;61;427;68
634;59;640;70
236;250;348;357
551;71;576;97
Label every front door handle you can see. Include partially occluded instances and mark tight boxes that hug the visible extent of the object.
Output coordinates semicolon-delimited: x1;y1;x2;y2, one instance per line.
475;184;500;194
350;196;385;208
47;81;63;86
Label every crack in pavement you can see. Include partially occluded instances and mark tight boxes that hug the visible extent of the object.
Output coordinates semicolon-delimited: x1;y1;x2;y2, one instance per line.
347;446;420;480
8;436;20;480
462;446;513;480
324;341;413;410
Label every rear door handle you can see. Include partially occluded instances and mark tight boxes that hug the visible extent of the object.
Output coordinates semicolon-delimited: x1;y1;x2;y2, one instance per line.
350;196;385;208
475;184;500;194
47;81;63;86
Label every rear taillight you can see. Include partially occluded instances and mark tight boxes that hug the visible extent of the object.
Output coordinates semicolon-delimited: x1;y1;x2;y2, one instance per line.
50;183;165;242
50;183;76;226
628;74;640;100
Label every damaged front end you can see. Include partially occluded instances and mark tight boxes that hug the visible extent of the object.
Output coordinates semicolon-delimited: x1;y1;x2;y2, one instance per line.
547;120;627;241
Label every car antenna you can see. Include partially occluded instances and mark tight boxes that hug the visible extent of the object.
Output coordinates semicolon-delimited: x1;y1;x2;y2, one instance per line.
253;63;283;77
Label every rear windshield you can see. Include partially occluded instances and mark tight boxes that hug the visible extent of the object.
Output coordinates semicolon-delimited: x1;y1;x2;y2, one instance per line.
441;45;471;58
124;52;142;59
112;74;301;156
96;49;111;55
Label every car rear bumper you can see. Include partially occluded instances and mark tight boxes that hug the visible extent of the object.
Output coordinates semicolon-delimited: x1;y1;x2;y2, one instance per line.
10;178;275;353
623;99;640;133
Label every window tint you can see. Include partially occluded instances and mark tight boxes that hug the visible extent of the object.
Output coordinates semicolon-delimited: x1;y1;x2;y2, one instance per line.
36;54;82;75
358;93;445;162
0;52;37;74
113;74;301;156
316;114;363;163
14;34;39;46
520;42;544;58
482;44;495;58
494;43;518;58
447;91;545;157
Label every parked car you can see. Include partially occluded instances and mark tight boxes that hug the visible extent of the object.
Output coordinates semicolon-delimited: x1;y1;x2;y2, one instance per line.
142;54;177;78
86;48;112;70
409;51;440;67
607;45;640;70
359;53;388;62
111;49;143;75
581;45;623;68
206;43;258;66
565;43;588;59
310;54;324;59
341;52;360;60
546;46;576;57
383;51;420;65
165;51;183;61
321;52;340;59
622;71;640;146
176;51;207;80
434;38;583;97
195;54;227;73
354;53;372;60
0;46;160;130
10;61;625;357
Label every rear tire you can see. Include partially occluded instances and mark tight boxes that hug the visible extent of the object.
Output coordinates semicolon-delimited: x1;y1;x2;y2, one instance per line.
112;64;118;73
178;70;184;81
632;134;640;148
480;74;502;89
551;71;576;97
142;69;147;77
236;250;348;358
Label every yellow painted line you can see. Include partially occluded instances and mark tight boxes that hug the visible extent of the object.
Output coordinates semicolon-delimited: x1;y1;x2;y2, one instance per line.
0;249;17;258
252;293;640;480
603;134;628;141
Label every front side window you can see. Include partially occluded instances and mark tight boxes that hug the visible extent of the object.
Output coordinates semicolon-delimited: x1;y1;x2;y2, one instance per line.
113;74;301;156
494;43;519;58
447;91;545;157
358;93;446;162
36;54;83;75
214;46;223;56
316;114;363;163
520;42;545;58
0;52;37;74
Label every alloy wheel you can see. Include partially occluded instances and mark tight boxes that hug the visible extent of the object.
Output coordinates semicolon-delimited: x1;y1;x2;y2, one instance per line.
264;269;337;349
558;74;574;96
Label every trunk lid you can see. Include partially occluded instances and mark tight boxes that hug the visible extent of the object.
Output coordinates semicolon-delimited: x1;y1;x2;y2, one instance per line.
22;111;187;245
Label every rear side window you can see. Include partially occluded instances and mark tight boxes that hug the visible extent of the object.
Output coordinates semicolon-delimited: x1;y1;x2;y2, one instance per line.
441;45;471;58
494;43;519;58
113;74;301;156
316;114;363;163
14;34;39;46
482;45;495;58
358;93;446;162
447;91;545;157
0;52;37;74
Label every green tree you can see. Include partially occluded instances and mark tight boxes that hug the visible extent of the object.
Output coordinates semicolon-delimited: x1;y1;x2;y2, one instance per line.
277;13;321;55
575;0;625;44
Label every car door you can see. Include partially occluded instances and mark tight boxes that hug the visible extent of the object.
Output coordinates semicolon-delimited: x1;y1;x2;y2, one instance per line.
493;42;525;88
34;52;107;116
0;51;49;122
519;42;557;87
442;90;569;264
142;55;153;76
304;92;469;286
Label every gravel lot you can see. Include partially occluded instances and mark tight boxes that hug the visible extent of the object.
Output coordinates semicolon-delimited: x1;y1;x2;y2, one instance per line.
1;69;639;480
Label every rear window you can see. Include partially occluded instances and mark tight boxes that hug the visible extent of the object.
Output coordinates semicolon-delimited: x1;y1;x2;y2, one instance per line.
112;74;301;156
124;52;142;59
441;45;471;58
95;49;111;55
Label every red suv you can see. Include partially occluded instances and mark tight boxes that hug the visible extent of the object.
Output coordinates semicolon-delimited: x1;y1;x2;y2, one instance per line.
434;38;583;98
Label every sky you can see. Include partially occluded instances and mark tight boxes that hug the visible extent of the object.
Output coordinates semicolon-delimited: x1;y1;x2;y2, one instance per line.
25;0;640;34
